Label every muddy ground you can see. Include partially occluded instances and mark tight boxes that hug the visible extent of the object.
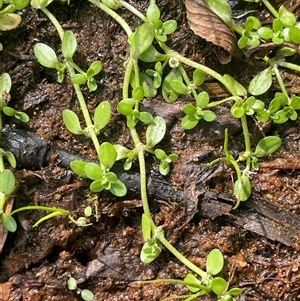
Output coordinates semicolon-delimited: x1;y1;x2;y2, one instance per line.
1;0;300;300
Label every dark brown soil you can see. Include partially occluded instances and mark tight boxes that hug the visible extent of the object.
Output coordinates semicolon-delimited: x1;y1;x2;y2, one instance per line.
1;0;300;300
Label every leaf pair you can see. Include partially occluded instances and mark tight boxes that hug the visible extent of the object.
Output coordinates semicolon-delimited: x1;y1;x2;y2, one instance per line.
63;101;111;136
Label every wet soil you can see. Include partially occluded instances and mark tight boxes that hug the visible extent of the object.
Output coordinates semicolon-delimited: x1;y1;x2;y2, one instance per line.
1;0;300;300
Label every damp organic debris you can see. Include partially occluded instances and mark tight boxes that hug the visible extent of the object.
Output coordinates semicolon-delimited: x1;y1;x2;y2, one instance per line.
1;0;300;300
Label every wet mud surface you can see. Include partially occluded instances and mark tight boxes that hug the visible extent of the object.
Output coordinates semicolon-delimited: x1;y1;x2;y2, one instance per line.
1;0;300;300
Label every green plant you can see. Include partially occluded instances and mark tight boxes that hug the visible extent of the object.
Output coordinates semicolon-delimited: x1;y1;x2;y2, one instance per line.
0;0;30;49
6;0;300;299
141;249;243;301
68;277;94;301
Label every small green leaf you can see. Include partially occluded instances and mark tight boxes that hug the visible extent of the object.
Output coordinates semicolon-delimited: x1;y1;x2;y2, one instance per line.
0;169;15;195
90;180;104;192
2;107;16;116
211;277;227;295
159;161;170;175
94;101;111;132
132;85;144;101
205;0;232;26
139;45;166;62
99;142;117;169
146;3;160;23
71;74;87;85
228;287;243;296
154;149;166;160
169;79;189;94
258;27;273;40
162;20;177;35
81;289;94;301
223;74;247;96
146;116;166;148
87;61;102;78
181;115;198;130
84;206;92;217
0;73;11;94
183;104;197;115
12;0;30;9
62;30;77;59
290;97;300;110
67;277;77;290
62;109;84;135
70;160;88;177
140;111;154;124
84;162;103;180
234;175;251;202
288;27;300;44
184;273;204;293
140;241;161;263
196;91;209;108
278;5;296;27
202;110;216;122
0;14;21;31
206;249;224;276
3;151;16;168
193;69;205;86
254;136;282;157
34;43;60;69
117;99;134;116
128;22;155;60
2;214;17;232
248;67;273;96
162;68;181;103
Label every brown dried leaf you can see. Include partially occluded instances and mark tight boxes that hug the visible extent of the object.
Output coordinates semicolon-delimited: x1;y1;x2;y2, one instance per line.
185;0;237;63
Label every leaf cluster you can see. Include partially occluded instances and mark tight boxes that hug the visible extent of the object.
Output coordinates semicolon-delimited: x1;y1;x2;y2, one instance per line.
238;6;300;49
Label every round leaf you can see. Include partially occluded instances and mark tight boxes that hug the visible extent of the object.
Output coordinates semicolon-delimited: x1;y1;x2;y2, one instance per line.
94;101;111;132
34;43;60;69
99;142;117;169
110;180;127;196
62;30;77;59
70;160;88;177
211;277;227;295
62;109;84;135
248;67;273;96
0;14;21;31
234;175;251;202
0;169;15;195
81;289;94;301
206;249;224;276
0;73;11;94
146;116;166;148
84;162;103;180
254;136;282;157
2;214;17;233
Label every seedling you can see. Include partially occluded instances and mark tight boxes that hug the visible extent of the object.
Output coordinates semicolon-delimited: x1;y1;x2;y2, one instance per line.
6;0;299;299
68;277;94;301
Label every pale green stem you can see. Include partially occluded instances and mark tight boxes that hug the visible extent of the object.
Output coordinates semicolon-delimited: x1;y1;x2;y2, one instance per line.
159;44;237;96
157;230;210;283
274;60;300;73
10;205;70;216
273;64;289;98
41;8;103;162
240;114;252;173
120;0;147;22
88;0;133;36
123;58;151;216
262;0;279;19
178;63;198;99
